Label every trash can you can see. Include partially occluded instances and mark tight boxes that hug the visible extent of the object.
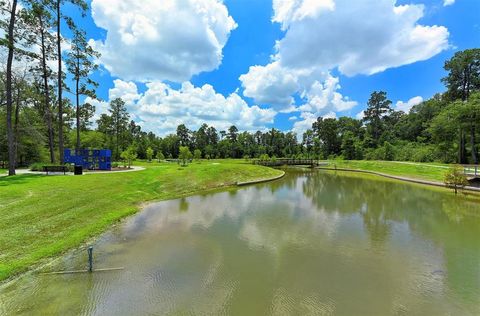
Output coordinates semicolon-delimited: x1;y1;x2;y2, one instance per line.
74;165;83;175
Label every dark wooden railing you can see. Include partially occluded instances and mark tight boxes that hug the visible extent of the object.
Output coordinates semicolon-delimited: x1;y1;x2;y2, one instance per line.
463;165;479;178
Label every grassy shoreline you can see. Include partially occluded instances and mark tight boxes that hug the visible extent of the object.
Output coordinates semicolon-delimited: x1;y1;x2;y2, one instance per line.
324;160;450;183
0;160;282;282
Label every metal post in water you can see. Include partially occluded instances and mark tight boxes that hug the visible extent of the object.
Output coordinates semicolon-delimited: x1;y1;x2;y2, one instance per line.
88;246;93;272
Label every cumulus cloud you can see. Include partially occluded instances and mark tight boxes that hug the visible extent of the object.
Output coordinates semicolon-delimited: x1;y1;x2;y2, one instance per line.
443;0;455;6
240;0;450;134
240;62;299;111
395;96;423;113
298;76;357;114
88;80;276;135
91;0;237;82
273;0;449;76
292;111;336;136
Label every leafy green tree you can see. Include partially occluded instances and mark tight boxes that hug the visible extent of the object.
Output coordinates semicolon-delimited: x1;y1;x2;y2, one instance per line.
193;149;202;161
444;165;469;194
156;151;165;162
442;49;480;102
443;49;480;163
341;131;359;160
2;0;20;174
227;125;238;142
178;146;192;166
22;1;57;163
108;98;130;159
313;117;340;158
176;124;190;147
146;147;154;162
65;23;100;149
302;129;314;158
120;145;137;168
383;141;395;161
55;0;88;163
363;91;392;146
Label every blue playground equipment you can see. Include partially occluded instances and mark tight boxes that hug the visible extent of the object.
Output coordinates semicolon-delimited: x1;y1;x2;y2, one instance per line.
64;149;112;170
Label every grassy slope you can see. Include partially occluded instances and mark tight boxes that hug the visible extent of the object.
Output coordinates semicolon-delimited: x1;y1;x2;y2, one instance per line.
0;160;282;281
325;160;450;182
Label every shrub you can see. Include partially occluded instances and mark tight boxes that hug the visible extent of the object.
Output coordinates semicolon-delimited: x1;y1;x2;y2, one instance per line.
444;165;469;194
156;151;165;162
193;149;202;161
179;146;193;166
120;146;137;168
146;147;154;162
259;154;269;161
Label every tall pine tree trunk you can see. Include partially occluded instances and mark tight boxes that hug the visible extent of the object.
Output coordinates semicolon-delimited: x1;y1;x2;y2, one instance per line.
6;0;17;176
471;124;478;164
57;0;64;163
458;129;467;164
13;84;21;167
76;77;80;149
40;15;56;163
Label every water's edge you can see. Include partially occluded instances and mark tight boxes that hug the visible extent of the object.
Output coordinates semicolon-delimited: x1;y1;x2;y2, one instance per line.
0;167;284;288
316;166;480;192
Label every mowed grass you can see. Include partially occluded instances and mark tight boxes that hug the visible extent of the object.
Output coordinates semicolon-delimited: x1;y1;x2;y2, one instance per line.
0;160;282;281
325;160;451;182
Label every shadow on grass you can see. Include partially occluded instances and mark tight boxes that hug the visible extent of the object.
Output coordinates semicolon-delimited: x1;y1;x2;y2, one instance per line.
0;174;45;186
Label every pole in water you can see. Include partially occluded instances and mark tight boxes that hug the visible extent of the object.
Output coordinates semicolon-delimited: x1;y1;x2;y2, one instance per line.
88;246;93;272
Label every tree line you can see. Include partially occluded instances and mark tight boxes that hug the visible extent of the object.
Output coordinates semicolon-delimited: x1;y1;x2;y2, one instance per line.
1;0;479;174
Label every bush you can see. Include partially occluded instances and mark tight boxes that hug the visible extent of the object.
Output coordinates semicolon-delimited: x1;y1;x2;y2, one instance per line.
193;149;202;161
156;151;165;162
120;146;137;168
179;146;193;166
444;165;469;194
259;154;269;161
111;162;119;168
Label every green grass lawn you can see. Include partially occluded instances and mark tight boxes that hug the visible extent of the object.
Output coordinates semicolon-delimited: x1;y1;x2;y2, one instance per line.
324;160;451;182
0;160;282;282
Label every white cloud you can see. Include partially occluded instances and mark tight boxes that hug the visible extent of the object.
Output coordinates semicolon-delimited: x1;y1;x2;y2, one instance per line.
240;62;298;111
273;0;449;76
272;0;335;30
443;0;455;6
91;0;237;82
89;80;276;135
298;76;357;114
292;110;336;136
240;0;449;135
288;116;298;121
395;96;423;113
355;110;365;120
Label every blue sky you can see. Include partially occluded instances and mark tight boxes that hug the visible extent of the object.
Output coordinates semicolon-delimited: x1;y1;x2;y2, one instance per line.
65;0;479;136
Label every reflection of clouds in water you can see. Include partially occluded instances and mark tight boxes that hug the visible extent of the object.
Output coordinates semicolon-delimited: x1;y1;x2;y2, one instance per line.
133;177;342;255
239;201;341;253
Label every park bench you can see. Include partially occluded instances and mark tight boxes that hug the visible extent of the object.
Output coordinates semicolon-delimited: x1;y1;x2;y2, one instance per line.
43;165;68;175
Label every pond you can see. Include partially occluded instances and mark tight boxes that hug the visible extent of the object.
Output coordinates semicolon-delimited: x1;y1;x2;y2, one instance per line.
1;169;479;315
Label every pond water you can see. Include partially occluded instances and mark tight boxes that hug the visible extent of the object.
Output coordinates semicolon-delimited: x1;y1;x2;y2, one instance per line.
1;169;479;315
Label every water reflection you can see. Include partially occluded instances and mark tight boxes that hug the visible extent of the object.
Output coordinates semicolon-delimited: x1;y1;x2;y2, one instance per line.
1;170;479;315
